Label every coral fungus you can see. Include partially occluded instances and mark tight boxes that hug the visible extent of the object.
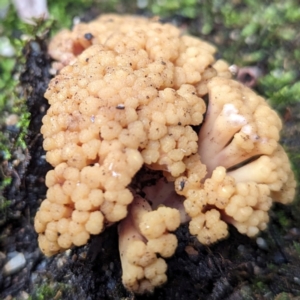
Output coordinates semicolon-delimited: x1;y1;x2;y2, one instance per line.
34;14;296;293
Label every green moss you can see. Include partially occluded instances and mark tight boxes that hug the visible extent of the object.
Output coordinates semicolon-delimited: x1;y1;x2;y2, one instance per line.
0;5;33;152
29;282;69;300
48;0;136;34
292;242;300;257
48;0;93;30
252;280;269;294
275;292;294;300
277;210;292;228
150;0;199;18
0;4;54;217
175;0;300;110
0;199;10;212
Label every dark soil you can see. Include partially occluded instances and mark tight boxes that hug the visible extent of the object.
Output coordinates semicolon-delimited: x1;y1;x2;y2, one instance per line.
1;21;300;300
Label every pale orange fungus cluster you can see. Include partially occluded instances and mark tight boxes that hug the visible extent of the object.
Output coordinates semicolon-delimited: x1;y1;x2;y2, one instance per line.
34;14;296;293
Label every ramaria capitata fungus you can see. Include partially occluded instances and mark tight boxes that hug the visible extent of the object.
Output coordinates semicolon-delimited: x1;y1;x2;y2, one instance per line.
34;14;296;293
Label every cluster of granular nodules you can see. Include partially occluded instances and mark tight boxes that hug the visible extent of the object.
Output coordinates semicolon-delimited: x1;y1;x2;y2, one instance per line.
34;14;296;293
35;14;227;256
